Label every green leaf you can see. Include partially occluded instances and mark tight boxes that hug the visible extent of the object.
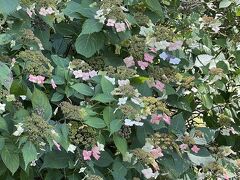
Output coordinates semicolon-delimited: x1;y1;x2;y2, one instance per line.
71;83;94;96
0;62;13;90
81;19;103;35
0;116;8;132
10;79;27;96
75;33;105;58
169;113;186;135
63;1;96;18
0;0;19;15
51;92;64;102
145;0;164;18
201;94;213;109
51;55;70;68
31;87;52;120
113;134;127;155
22;142;37;169
101;76;114;95
42;151;69;169
0;137;5;151
0;34;12;45
92;93;116;103
112;160;128;179
103;106;114;126
110;119;122;134
84;117;106;128
1;145;19;174
219;0;232;8
187;148;215;166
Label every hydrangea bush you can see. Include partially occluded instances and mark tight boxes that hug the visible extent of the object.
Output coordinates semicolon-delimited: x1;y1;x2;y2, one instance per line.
0;0;240;179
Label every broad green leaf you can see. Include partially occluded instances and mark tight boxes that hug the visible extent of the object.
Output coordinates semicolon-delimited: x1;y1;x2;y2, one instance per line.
187;148;215;166
92;93;116;103
169;113;186;135
51;92;64;102
101;76;114;95
42;151;69;169
75;33;105;58
110;119;122;134
0;0;19;15
0;62;13;90
113;134;127;155
0;137;5;151
81;19;103;35
51;55;70;68
112;160;128;179
31;87;52;120
103;106;114;126
0;34;12;45
22;142;37;169
201;94;213;109
63;1;97;18
219;0;232;8
0;116;8;132
10;79;27;96
93;151;114;167
1;145;19;174
84;117;106;128
145;0;164;19
71;83;94;96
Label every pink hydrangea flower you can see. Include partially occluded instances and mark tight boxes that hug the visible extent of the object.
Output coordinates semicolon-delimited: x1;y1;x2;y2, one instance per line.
115;22;126;32
88;70;98;78
51;79;57;89
149;47;157;53
150;114;162;125
154;80;165;92
224;173;229;180
53;140;61;151
82;72;90;81
168;41;183;51
144;53;154;63
123;56;135;67
29;75;45;84
150;147;163;159
39;7;54;16
191;145;200;153
91;146;101;160
162;114;171;125
73;70;83;78
137;61;149;70
179;144;188;151
83;150;92;160
106;19;116;27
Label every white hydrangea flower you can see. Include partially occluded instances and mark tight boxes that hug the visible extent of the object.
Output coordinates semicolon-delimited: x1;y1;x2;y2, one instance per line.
118;97;128;105
123;152;133;162
20;95;27;100
118;79;130;86
13;123;24;136
0;103;6;113
105;76;115;85
124;119;144;127
79;167;87;173
97;142;105;151
67;144;77;153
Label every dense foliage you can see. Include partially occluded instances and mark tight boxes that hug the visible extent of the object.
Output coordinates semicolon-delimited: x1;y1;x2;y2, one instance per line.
0;0;240;179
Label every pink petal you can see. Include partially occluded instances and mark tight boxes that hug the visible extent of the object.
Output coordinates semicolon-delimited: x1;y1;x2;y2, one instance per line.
150;147;163;159
179;144;188;151
162;114;171;125
150;114;162;125
83;150;92;161
115;22;126;32
191;145;200;153
144;53;154;63
53;140;61;151
154;80;165;92
137;61;149;70
91;146;101;160
123;56;135;67
106;19;116;27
